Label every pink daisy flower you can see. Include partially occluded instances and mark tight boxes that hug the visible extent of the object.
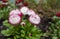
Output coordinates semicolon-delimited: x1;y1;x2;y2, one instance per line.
29;14;41;25
9;15;21;25
9;9;23;17
20;6;29;15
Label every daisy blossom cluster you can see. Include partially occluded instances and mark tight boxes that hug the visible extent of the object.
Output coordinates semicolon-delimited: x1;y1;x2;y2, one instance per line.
9;6;41;25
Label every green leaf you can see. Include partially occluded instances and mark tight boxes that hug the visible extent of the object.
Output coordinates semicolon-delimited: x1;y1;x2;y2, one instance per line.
30;37;38;39
0;11;4;19
15;35;20;38
21;34;25;37
14;36;17;39
3;20;14;28
7;38;12;39
34;0;40;4
52;37;58;39
25;37;30;39
1;29;12;36
58;30;60;37
31;26;37;32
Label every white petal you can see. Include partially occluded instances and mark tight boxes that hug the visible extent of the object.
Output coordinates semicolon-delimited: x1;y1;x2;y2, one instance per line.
9;15;21;24
20;6;29;15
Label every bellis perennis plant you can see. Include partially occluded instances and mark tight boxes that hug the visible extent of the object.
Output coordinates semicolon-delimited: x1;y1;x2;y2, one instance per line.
9;6;41;25
1;6;42;39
